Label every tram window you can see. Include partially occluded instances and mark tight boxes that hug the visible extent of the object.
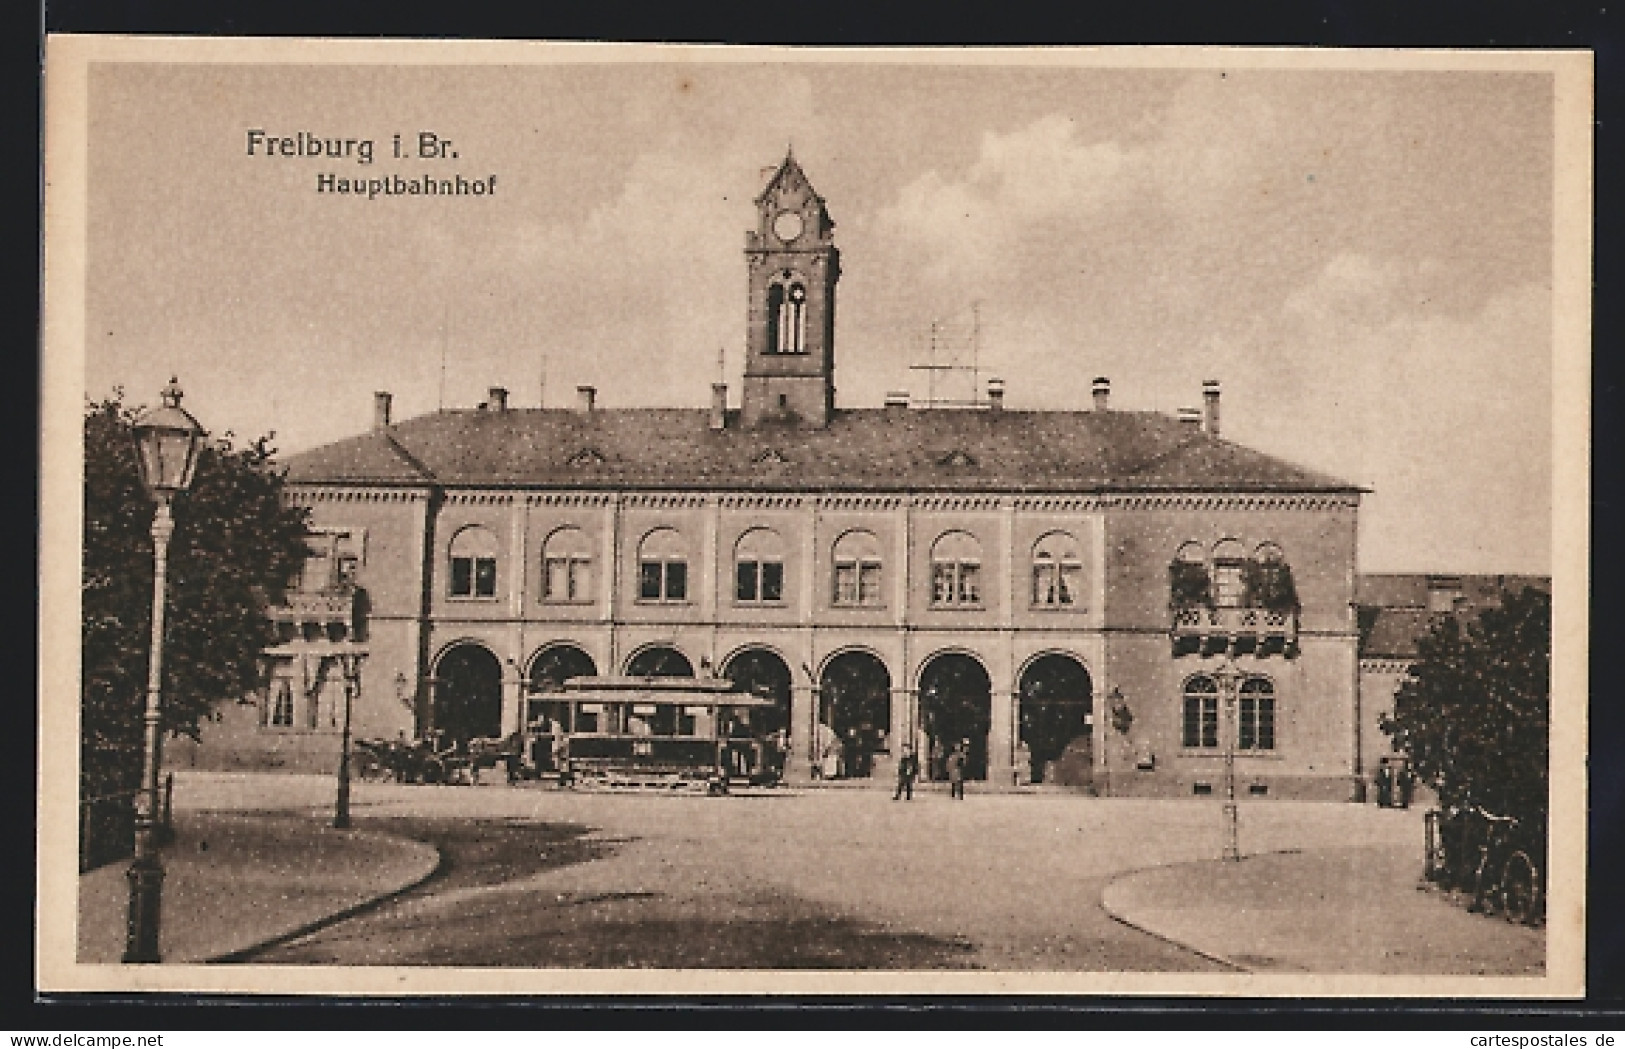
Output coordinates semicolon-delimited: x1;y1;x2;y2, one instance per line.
683;705;712;737
577;703;602;733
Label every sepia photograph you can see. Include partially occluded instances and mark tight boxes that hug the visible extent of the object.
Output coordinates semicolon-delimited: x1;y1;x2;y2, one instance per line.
39;39;1591;997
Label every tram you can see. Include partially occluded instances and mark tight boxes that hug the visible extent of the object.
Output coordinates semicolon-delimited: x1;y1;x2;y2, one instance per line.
523;675;786;791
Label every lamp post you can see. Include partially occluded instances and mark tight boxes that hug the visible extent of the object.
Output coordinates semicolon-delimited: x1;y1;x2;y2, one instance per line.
334;650;363;829
125;378;204;963
1211;660;1243;862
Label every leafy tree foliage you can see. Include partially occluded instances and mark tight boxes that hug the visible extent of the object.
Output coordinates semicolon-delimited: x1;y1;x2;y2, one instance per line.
1168;559;1212;609
1382;585;1550;820
82;392;309;796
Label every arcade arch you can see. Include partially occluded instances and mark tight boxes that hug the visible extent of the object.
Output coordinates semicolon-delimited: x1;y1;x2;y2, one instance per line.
1017;653;1093;786
818;650;892;779
917;652;991;781
721;647;792;737
431;642;503;743
625;645;694;678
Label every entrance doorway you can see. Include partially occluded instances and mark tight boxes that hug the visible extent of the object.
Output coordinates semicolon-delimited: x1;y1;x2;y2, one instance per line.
1018;653;1094;785
818;651;891;778
433;643;503;744
917;653;990;781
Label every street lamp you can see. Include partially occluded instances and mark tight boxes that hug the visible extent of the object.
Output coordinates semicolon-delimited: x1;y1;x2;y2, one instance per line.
334;649;364;829
1210;660;1243;862
125;378;204;963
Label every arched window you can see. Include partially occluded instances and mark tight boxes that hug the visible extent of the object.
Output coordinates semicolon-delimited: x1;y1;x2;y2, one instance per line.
1031;531;1083;607
735;528;786;604
637;527;688;602
778;282;808;353
448;525;499;598
833;529;884;607
1211;538;1247;609
541;526;593;603
930;531;983;607
1239;677;1276;750
1182;675;1219;749
765;283;784;354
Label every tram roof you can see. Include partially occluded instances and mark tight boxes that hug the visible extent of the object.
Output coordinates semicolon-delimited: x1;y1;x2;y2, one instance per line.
533;675;778;705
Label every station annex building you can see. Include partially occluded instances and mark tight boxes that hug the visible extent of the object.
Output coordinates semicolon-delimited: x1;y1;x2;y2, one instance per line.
247;153;1369;799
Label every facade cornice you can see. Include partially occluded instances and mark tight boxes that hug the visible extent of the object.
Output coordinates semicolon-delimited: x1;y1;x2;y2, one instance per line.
287;480;1358;513
524;492;615;508
444;491;515;507
286;486;429;505
1360;657;1415;674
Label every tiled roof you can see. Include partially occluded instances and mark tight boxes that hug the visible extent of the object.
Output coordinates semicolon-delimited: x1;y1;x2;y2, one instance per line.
1355;574;1430;609
1355;574;1550;658
1360;608;1437;660
285;406;1361;494
285;427;436;484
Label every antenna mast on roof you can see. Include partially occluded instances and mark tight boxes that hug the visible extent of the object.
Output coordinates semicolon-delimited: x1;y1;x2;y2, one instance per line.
907;302;985;408
438;300;449;411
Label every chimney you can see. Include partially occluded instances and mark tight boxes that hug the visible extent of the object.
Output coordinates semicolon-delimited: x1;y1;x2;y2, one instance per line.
1178;406;1203;430
884;391;910;411
986;377;1005;411
1202;379;1221;437
1092;377;1110;411
710;383;728;430
373;391;392;430
488;386;509;413
576;385;596;414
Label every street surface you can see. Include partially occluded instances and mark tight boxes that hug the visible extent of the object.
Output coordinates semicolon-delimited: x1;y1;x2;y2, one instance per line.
167;773;1459;971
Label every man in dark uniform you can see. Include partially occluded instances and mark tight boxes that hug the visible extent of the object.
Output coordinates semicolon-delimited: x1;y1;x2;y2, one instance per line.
894;745;920;801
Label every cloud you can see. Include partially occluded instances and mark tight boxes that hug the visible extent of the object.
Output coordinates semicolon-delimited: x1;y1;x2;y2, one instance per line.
873;115;1134;284
1237;256;1551;572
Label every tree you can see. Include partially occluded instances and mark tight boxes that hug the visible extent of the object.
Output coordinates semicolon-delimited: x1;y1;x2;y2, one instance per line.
1382;585;1550;820
81;392;309;798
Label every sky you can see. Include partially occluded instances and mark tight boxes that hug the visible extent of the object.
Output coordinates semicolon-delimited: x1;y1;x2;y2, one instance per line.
77;53;1563;574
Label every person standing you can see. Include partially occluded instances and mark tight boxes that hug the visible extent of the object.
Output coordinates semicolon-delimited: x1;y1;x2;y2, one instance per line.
946;741;967;800
894;745;920;801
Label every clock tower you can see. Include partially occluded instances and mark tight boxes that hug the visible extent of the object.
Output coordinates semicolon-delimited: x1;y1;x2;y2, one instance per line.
742;151;840;428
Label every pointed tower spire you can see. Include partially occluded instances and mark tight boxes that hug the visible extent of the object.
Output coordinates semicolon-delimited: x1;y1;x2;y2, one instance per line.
742;153;840;428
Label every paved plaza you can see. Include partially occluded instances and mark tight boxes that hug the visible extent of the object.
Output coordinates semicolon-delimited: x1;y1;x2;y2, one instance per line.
77;772;1543;973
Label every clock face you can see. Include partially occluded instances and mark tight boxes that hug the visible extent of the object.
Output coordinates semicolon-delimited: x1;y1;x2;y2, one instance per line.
772;210;804;242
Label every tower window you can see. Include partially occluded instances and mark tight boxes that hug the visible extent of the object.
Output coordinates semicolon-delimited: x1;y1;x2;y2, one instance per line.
767;280;808;354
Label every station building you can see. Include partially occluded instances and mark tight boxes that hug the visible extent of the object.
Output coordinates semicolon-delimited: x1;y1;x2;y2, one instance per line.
241;154;1369;799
